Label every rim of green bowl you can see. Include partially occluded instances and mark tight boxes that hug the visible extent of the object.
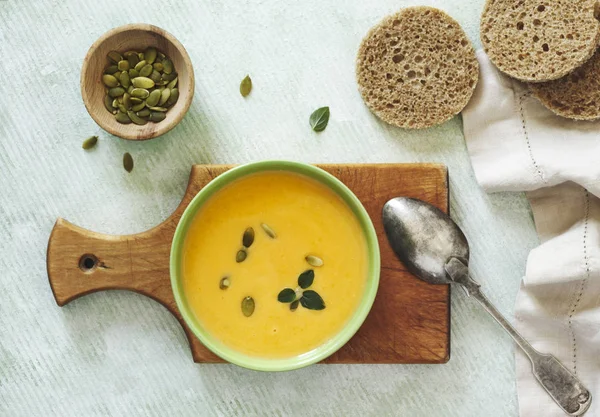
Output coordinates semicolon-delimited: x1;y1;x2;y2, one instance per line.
170;161;380;372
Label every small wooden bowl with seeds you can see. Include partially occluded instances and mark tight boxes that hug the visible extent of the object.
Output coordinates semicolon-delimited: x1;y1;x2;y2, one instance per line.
81;23;194;141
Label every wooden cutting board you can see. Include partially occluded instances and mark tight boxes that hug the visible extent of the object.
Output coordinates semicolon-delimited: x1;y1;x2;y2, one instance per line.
47;163;450;364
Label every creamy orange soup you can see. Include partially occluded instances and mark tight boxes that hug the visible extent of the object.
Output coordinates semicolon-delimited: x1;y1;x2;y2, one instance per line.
182;171;368;358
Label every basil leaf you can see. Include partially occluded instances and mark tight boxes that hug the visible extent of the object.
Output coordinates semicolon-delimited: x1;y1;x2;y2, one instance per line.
300;290;325;310
290;300;300;312
298;269;314;289
277;288;296;303
309;106;330;132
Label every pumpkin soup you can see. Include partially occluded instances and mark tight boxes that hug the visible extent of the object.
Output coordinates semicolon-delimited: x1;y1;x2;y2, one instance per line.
182;171;369;358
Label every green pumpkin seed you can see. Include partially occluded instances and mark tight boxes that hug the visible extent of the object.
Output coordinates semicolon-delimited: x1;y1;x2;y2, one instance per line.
166;88;179;107
149;111;166;122
158;88;171;106
242;227;255;248
166;77;178;90
240;75;252;97
126;52;140;68
219;277;231;290
112;98;119;108
241;296;255;317
82;136;98;150
138;52;144;61
155;80;169;86
144;47;157;64
132;101;146;112
107;51;123;64
236;249;247;263
162;72;177;81
119;71;130;89
158;52;166;60
153;62;163;72
108;87;125;98
127;85;134;94
104;65;119;74
103;95;114;112
123;152;134;172
305;255;324;267
122;93;132;109
162;59;173;74
132;77;155;89
131;88;150;99
137;108;150;117
117;60;130;71
130;97;143;104
115;111;131;124
128;68;139;78
127;110;147;125
102;74;119;88
148;106;167;112
149;70;162;83
139;64;153;78
260;223;277;239
134;60;147;72
146;89;161;107
118;104;127;113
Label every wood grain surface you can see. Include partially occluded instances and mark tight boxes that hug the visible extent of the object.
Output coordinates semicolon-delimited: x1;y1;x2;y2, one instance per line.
46;163;450;364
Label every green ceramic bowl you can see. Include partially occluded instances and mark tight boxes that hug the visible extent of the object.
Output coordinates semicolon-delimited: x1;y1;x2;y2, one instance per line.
170;161;380;371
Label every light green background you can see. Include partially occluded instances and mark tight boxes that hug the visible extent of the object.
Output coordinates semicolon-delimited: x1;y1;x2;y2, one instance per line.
0;0;539;416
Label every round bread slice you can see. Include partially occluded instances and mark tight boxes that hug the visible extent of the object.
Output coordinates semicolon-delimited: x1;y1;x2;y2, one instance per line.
481;0;600;82
529;48;600;120
356;7;479;129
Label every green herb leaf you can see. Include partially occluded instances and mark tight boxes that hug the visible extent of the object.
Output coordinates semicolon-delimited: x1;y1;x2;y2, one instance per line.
277;288;296;303
240;75;252;97
300;290;325;310
309;106;330;132
298;269;314;289
290;300;300;312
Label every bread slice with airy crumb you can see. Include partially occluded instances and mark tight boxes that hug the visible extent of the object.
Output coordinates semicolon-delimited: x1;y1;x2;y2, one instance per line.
481;0;600;82
530;48;600;120
356;6;479;129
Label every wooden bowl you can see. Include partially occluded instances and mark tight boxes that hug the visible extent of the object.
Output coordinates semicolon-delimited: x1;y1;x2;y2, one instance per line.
81;24;194;141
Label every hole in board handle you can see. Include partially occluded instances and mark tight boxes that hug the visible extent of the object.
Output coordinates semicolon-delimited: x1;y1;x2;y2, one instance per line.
79;254;98;273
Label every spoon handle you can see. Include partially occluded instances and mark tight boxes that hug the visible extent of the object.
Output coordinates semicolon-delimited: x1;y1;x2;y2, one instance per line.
445;258;592;416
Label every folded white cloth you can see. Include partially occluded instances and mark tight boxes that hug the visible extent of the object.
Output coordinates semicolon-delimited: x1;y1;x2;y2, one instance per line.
463;51;600;417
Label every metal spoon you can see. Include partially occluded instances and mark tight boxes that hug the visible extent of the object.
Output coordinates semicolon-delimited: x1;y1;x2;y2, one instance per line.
382;197;592;416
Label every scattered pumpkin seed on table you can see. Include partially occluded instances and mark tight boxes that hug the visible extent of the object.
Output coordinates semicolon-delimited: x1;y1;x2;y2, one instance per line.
101;49;179;124
240;75;252;97
81;136;98;150
123;152;134;173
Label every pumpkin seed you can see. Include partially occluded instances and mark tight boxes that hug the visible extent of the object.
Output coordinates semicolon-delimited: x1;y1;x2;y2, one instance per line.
241;296;255;317
158;52;166;60
240;75;252;97
166;88;179;106
144;47;157;64
103;95;114;112
149;111;166;122
305;255;323;267
119;71;130;89
290;300;300;311
117;60;130;71
128;68;139;78
118;104;127;113
137;52;144;61
102;74;119;88
107;51;123;64
242;227;255;248
108;87;125;98
148;106;168;112
130;97;142;104
128;110;147;125
137;108;150;117
122;93;132;109
82;136;98;150
236;249;247;263
131;101;146;112
158;88;171;106
123;152;134;172
134;60;147;72
260;223;277;239
162;71;177;81
162;59;173;74
166;77;178;90
219;277;231;290
132;77;155;89
111;98;119;108
139;64;153;78
127;85;134;94
146;89;161;107
131;88;149;99
104;65;119;74
150;70;162;83
153;62;163;72
115;111;131;124
125;51;140;67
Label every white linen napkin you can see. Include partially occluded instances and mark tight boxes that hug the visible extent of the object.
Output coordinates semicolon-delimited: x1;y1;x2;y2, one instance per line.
462;51;600;417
